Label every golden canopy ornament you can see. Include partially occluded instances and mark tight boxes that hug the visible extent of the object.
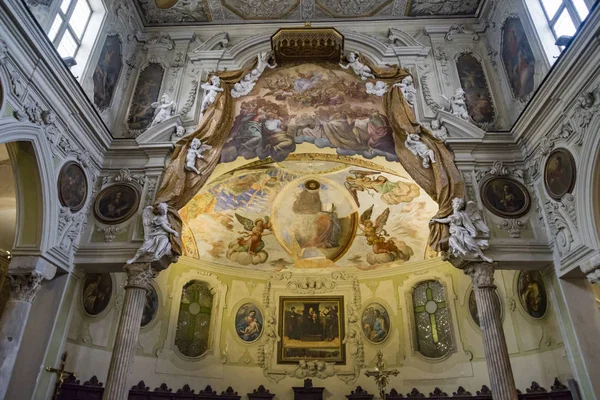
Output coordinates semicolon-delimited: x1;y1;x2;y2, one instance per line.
271;26;344;64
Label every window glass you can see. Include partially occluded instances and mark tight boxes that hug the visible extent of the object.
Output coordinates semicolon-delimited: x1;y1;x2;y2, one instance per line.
572;0;589;20
60;0;72;14
48;16;63;41
70;1;91;39
540;0;563;18
413;280;453;359
174;281;213;358
57;31;78;58
554;9;578;37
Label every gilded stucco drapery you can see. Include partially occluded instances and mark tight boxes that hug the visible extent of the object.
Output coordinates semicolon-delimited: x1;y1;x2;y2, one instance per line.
154;60;257;256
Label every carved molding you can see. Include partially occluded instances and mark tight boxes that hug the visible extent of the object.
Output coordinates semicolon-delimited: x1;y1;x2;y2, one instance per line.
102;168;147;188
445;24;480;41
96;225;122;242
475;161;524;183
124;263;156;289
497;219;526;238
463;262;495;288
57;207;86;258
8;272;44;302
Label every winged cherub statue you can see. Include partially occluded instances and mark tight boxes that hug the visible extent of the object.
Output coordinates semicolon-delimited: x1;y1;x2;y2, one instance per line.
365;81;389;97
339;52;375;80
405;133;436;169
127;203;179;264
185;138;212;174
150;94;176;127
441;88;470;120
430;198;492;263
200;75;224;115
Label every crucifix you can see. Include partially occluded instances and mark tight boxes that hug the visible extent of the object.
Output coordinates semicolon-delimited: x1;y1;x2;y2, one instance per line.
46;352;75;400
365;350;399;400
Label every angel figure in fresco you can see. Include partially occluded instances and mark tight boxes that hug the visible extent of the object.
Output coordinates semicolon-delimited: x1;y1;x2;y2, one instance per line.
405;133;436;169
185;138;212;175
339;52;375;80
358;205;399;255
231;214;272;256
344;170;420;207
200;75;224;115
430;198;492;263
150;94;176;127
441;88;470;120
127;203;179;264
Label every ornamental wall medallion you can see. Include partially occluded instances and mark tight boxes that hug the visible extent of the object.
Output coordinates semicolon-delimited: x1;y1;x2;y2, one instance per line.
481;177;530;218
58;161;88;212
517;270;548;319
82;273;113;316
93;184;141;225
235;302;264;343
361;302;390;344
544;148;576;201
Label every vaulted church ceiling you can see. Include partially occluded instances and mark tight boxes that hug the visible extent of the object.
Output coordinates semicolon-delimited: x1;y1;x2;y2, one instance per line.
135;0;483;25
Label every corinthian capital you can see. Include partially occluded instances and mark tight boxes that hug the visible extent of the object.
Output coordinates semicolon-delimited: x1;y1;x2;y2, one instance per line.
8;272;44;302
463;262;496;289
123;263;156;289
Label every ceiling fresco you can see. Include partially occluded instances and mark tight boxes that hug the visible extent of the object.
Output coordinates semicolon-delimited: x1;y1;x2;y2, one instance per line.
180;157;438;271
134;0;484;25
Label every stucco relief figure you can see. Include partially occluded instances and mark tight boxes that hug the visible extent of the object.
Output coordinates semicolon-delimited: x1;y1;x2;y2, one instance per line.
365;81;389;97
441;88;470;120
339;52;375;80
430;198;492;263
200;75;224;116
428;119;448;142
359;205;413;265
344;170;420;207
393;75;417;107
227;213;272;265
150;94;176;127
405;133;436;168
185;138;212;175
127;203;179;264
231;73;257;98
256;51;277;75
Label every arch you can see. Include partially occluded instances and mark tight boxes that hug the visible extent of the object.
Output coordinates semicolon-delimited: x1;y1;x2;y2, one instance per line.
0;120;58;255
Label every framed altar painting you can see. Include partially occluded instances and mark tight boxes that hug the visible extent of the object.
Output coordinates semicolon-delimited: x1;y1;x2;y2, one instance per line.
361;303;390;344
517;270;548;319
93;184;140;225
278;296;345;364
235;302;264;343
82;273;112;316
544;148;576;200
58;161;87;212
481;177;530;218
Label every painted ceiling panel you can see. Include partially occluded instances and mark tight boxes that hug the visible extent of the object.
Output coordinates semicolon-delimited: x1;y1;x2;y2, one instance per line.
134;0;483;25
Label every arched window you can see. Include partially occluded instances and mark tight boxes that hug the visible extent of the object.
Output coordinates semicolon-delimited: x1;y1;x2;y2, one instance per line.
538;0;589;41
47;0;93;59
412;280;454;359
174;280;213;358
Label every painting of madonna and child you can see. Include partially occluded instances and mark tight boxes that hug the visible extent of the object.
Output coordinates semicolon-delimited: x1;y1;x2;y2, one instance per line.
278;296;345;363
220;63;399;164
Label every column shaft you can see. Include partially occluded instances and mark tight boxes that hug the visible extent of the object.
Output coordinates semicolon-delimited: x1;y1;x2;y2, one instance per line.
102;264;154;400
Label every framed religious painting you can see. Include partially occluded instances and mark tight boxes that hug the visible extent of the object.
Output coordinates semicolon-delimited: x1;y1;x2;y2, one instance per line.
141;284;159;328
501;17;536;102
58;161;87;212
468;288;502;328
278;296;345;364
235;302;264;343
544;148;576;201
81;273;112;316
517;270;548;319
93;184;140;225
481;177;531;218
361;303;390;344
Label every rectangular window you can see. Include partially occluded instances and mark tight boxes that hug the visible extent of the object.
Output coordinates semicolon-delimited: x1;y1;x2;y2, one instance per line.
47;0;93;58
539;0;589;48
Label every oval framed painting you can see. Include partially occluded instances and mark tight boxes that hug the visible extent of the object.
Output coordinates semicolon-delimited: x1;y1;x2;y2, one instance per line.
468;288;503;329
81;273;113;316
544;148;576;201
58;161;88;212
141;284;159;328
93;184;140;225
361;303;391;344
481;177;531;218
517;270;548;319
235;302;263;343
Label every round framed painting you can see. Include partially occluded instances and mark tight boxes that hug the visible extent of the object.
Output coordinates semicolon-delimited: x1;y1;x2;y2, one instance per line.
235;303;263;343
517;270;548;319
361;303;391;344
544;148;576;201
93;184;140;225
82;273;112;316
58;161;87;212
481;177;531;218
141;284;159;328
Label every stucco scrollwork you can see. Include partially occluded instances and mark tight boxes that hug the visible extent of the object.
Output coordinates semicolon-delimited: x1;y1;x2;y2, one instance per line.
96;225;122;242
544;200;575;257
286;277;337;294
124;262;156;289
497;219;525;238
475;161;524;183
420;74;441;112
102;168;147;188
445;24;480;41
57;206;85;257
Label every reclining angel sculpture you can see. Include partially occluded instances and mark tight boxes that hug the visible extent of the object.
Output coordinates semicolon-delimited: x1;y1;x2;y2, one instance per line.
339;52;375;80
430;197;492;263
127;203;179;264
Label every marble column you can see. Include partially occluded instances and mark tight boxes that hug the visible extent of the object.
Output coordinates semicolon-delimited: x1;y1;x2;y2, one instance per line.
464;262;518;400
0;272;44;398
103;263;155;400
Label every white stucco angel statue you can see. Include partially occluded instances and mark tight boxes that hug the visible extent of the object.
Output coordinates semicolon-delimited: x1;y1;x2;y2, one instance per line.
405;133;436;168
127;203;179;264
256;51;277;75
441;88;470;120
429;119;448;142
365;81;389;97
394;75;417;107
150;94;176;127
185;138;212;174
430;198;492;263
200;75;224;115
339;52;375;80
231;73;257;98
